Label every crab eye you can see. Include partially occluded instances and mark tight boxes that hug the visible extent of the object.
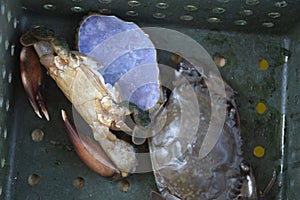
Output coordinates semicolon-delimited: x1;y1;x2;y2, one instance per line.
240;161;250;175
31;25;55;40
70;52;77;59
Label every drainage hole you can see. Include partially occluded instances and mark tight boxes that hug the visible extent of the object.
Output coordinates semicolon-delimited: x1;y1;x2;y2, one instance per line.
31;129;44;142
28;174;41;186
118;179;130;192
73;177;85;189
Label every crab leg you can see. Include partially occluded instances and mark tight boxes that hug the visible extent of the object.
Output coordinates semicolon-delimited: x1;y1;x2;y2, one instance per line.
259;170;277;198
150;191;164;200
150;191;180;200
61;110;119;177
20;46;49;120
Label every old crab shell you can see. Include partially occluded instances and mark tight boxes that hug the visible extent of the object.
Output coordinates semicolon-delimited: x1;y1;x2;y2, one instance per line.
77;14;160;111
149;60;257;200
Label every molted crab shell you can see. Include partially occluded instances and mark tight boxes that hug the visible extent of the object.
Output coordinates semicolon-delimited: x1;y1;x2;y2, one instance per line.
149;62;256;200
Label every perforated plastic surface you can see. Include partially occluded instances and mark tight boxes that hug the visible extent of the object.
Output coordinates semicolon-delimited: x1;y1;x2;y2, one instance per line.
20;0;300;35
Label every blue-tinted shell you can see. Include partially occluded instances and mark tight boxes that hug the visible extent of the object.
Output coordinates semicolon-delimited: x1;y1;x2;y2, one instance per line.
77;15;160;111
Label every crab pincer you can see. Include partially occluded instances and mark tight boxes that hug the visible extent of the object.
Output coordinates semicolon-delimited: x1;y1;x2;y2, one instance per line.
20;45;49;120
61;110;119;177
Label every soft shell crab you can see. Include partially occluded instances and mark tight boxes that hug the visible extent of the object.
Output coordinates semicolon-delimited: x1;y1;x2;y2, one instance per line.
19;25;159;177
19;15;276;199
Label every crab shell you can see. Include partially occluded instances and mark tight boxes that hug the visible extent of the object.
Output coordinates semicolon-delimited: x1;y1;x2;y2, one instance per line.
149;65;257;199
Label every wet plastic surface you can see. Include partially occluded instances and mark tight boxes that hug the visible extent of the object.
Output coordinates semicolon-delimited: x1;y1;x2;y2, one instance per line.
1;0;300;200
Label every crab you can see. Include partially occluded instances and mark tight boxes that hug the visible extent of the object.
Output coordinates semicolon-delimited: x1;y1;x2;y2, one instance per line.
147;57;277;200
19;25;158;177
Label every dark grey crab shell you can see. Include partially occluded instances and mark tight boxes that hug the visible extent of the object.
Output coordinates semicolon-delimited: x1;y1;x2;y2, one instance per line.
149;68;250;200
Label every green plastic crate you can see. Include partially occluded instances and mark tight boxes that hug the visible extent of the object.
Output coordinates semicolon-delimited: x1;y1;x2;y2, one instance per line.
0;0;300;199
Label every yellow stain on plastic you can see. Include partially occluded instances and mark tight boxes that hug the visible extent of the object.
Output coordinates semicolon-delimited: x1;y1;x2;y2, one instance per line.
259;59;269;70
253;145;265;158
256;102;267;114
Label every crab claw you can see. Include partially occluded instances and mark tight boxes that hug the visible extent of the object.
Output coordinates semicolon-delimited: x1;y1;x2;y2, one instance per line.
20;46;50;121
61;110;120;177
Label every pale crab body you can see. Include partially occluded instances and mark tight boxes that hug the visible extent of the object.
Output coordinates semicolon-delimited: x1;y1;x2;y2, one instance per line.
20;26;140;175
